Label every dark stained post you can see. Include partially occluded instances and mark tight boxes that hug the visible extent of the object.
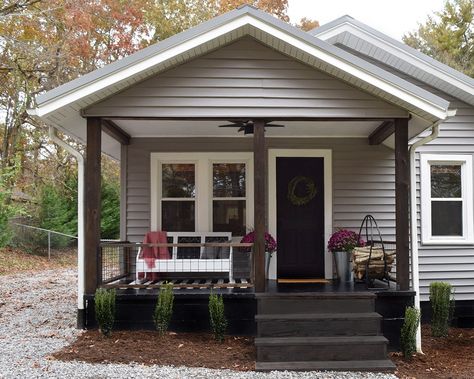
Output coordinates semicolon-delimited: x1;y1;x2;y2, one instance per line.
395;118;410;291
253;119;266;292
85;117;102;294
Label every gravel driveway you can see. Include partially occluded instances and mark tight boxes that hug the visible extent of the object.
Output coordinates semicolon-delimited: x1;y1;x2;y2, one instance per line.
0;269;398;379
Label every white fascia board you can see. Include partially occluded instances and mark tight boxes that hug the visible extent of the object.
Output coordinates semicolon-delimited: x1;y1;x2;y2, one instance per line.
35;14;449;121
34;15;253;117
247;19;449;120
316;22;474;98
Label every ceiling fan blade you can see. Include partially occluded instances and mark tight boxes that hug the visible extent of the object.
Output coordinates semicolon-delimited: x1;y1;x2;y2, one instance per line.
219;124;241;128
265;124;285;128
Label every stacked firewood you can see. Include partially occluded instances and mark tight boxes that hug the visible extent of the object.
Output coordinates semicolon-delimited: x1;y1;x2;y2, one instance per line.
352;246;396;280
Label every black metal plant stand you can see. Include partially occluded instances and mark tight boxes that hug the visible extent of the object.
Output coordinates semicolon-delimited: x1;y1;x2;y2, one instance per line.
356;215;392;289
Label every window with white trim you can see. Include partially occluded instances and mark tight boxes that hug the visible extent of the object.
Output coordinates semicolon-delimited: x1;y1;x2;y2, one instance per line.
152;153;253;236
420;154;474;244
212;163;247;235
161;163;196;231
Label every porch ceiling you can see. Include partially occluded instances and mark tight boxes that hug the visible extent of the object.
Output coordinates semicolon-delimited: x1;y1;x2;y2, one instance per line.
114;119;381;138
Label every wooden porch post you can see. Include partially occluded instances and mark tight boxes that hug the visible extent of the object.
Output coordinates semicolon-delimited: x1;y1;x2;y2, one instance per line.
85;117;102;294
253;120;266;292
395;118;410;291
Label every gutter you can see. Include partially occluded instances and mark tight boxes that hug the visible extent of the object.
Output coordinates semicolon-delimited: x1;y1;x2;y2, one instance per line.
408;109;456;353
48;127;86;329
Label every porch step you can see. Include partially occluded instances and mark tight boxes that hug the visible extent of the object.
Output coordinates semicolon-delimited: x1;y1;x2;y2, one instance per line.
257;292;376;314
255;335;389;362
255;359;396;372
256;312;382;337
255;291;394;372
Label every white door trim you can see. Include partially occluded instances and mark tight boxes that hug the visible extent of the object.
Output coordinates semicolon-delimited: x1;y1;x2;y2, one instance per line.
268;149;333;279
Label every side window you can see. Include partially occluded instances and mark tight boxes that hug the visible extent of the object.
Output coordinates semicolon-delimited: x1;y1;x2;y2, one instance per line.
421;154;473;244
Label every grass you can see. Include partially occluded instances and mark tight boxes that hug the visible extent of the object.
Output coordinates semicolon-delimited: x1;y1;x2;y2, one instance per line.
0;247;76;275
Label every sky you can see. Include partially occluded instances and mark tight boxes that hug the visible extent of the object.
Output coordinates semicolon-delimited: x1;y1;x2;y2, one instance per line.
287;0;446;40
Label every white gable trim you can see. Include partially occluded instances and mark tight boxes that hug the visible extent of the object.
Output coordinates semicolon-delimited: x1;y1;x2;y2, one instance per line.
35;13;450;121
35;15;252;117
247;18;448;120
315;20;474;100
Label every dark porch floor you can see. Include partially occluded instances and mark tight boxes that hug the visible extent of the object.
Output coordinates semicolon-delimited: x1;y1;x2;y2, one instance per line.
265;279;394;294
106;278;397;297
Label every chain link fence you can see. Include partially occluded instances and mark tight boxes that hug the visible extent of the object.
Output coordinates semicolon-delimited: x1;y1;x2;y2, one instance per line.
9;223;78;260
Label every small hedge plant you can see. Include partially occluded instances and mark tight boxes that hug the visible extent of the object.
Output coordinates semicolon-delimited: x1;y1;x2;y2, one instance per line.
154;282;174;335
95;288;116;337
430;282;454;337
209;291;227;342
400;306;420;359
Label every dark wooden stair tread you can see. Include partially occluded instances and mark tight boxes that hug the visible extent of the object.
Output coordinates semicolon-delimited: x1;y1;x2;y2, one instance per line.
255;335;388;346
256;292;376;299
255;312;382;321
255;359;396;372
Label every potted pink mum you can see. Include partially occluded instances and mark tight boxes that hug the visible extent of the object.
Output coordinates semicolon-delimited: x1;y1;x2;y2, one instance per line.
328;229;364;282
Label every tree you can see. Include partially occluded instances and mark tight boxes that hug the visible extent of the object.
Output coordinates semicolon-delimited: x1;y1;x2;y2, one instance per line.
218;0;289;21
403;0;473;77
0;0;42;16
297;17;319;32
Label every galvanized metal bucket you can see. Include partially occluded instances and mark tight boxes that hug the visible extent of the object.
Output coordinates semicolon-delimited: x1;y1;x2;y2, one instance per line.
334;251;354;282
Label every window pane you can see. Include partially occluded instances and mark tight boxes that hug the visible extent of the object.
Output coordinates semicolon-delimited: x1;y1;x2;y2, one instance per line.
213;163;246;197
213;200;246;236
162;164;195;198
431;201;462;236
162;201;195;231
431;165;461;198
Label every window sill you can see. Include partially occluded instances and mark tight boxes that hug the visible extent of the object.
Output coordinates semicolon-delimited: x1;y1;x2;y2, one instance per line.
421;239;474;246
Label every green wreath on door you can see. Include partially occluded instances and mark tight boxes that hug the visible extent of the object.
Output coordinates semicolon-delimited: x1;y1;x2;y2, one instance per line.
287;176;317;206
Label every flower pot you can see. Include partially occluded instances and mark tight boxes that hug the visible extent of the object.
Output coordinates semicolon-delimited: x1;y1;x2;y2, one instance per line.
334;251;353;282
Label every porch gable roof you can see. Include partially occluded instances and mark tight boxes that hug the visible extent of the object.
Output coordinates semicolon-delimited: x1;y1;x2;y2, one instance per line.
32;5;451;125
311;15;474;106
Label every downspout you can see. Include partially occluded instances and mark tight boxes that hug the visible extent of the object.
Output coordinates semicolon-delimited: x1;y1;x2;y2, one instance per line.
409;109;455;352
49;127;86;329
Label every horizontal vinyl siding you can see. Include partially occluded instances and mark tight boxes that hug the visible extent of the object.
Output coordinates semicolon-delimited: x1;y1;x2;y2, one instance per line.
125;137;396;245
85;38;406;119
347;47;474;300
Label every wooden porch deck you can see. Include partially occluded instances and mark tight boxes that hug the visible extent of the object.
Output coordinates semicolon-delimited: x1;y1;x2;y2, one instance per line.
102;277;253;290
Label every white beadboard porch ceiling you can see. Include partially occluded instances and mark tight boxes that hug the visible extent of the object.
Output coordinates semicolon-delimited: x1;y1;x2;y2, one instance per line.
114;120;381;138
31;5;452;160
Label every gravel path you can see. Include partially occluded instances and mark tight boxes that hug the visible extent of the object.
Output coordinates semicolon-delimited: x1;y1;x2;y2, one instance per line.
0;269;399;379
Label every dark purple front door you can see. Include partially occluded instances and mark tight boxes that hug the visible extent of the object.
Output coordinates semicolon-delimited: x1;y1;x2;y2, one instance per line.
276;157;325;278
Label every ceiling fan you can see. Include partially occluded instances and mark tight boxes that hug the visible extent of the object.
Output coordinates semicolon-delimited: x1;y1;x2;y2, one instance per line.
218;120;284;135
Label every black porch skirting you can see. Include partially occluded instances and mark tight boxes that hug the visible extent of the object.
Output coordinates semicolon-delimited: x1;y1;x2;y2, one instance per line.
84;288;415;350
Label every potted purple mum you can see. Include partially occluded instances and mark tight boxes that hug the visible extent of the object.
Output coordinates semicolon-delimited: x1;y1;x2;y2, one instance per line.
241;231;277;278
328;229;364;282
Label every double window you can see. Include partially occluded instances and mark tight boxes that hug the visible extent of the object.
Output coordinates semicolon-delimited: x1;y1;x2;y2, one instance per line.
420;154;473;244
152;153;253;236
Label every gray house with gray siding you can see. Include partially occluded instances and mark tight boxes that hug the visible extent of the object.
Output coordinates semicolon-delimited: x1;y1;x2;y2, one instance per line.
30;6;474;371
